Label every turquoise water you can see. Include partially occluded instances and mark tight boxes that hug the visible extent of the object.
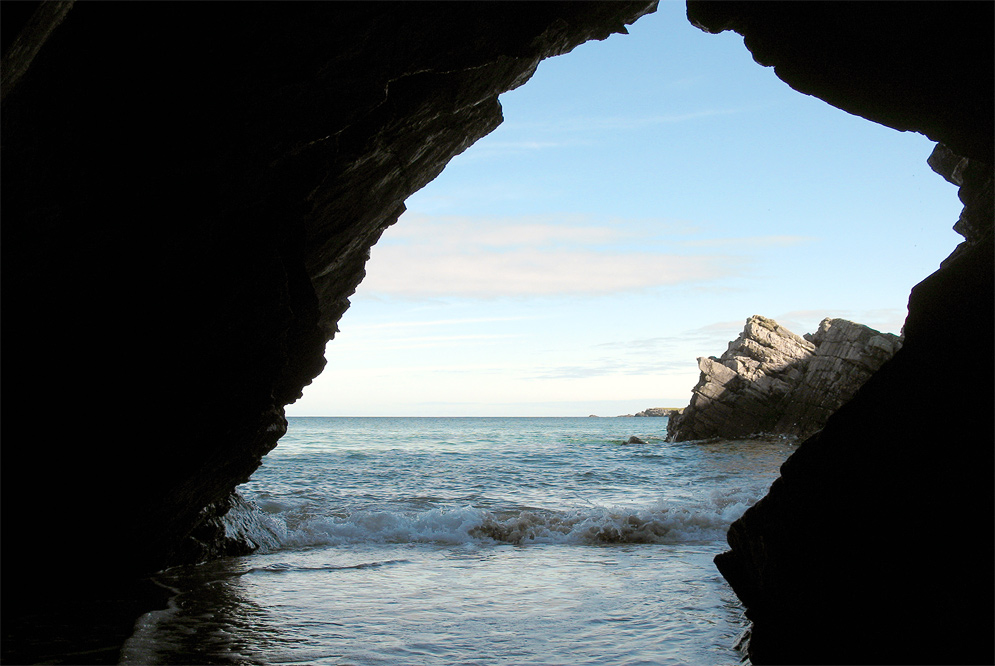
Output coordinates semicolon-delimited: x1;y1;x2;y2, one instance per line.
121;417;795;665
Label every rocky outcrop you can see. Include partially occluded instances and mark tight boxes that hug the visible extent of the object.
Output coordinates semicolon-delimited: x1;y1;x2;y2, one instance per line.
171;492;283;566
634;407;672;417
667;316;901;441
928;142;995;267
616;407;675;417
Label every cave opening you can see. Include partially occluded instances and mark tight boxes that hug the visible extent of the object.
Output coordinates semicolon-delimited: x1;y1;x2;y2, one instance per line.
3;2;989;665
186;5;971;666
288;2;961;419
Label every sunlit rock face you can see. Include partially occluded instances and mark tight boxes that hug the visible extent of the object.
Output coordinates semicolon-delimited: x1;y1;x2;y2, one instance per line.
667;315;902;442
687;2;993;664
1;0;655;618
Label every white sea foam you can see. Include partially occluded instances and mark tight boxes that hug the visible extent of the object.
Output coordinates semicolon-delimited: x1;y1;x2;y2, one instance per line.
257;486;761;549
220;493;286;552
244;559;411;574
125;418;791;666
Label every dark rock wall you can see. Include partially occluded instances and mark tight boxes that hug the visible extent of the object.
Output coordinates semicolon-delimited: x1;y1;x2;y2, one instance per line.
715;233;994;666
1;1;992;664
929;142;995;267
668;316;902;442
687;2;994;664
686;1;994;164
1;0;656;655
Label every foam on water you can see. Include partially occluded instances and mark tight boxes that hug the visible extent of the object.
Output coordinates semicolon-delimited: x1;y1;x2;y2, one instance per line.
245;486;762;550
246;558;412;574
123;417;795;666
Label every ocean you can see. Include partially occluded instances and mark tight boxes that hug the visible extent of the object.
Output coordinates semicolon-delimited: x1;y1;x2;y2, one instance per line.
120;416;796;665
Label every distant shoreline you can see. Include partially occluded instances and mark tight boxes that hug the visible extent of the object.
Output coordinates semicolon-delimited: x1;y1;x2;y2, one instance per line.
599;407;685;418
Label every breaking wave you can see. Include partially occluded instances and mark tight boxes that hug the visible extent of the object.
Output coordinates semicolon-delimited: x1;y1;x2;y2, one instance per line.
244;487;761;550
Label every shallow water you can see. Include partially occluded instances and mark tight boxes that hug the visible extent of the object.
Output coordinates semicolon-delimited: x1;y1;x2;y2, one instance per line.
121;417;795;665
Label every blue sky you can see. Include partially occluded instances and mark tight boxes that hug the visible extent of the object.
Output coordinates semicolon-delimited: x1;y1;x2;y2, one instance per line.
287;1;962;417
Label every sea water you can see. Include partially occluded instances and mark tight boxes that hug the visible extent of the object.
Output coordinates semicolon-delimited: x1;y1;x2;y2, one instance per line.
120;417;796;665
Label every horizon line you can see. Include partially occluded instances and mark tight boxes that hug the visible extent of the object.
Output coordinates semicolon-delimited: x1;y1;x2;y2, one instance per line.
285;412;684;418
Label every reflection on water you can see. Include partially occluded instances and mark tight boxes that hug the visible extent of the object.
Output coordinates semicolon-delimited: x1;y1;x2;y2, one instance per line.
123;544;752;666
121;418;792;665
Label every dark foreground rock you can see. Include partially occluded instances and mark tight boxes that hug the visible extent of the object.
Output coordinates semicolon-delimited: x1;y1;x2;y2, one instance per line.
667;316;902;442
2;1;992;665
1;2;656;661
687;3;993;664
715;233;993;666
171;492;283;566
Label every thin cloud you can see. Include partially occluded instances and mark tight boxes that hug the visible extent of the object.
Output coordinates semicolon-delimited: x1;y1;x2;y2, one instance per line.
594;336;676;352
354;316;539;331
691;319;754;334
361;213;747;298
322;360;529;376
678;319;753;351
381;214;625;249
774;308;906;336
530;357;689;380
679;235;816;248
363;334;524;352
480;140;565;150
503;105;768;134
773;310;835;323
361;246;739;298
456;139;586;161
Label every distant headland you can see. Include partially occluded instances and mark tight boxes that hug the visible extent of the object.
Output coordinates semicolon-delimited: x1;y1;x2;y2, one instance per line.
587;407;685;418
